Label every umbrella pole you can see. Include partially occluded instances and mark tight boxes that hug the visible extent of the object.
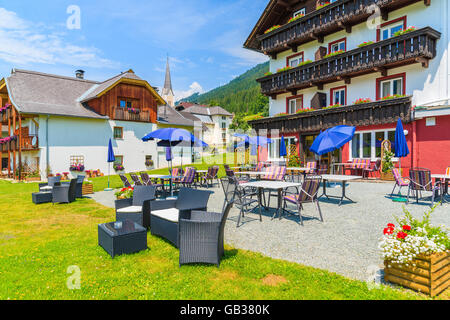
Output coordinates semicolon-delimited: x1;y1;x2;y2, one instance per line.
170;142;174;198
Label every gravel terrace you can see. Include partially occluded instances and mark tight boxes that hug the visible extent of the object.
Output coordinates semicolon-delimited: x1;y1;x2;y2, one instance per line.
89;181;449;282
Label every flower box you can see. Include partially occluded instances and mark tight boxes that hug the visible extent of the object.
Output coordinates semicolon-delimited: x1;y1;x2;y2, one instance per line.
82;184;94;195
26;177;41;182
380;170;395;181
384;251;449;296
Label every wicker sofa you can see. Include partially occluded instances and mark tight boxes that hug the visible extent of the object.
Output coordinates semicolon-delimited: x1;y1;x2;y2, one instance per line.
149;188;213;247
115;185;156;229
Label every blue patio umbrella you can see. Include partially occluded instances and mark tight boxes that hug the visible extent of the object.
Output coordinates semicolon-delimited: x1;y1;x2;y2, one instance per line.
310;125;356;156
165;147;173;161
393;119;410;201
236;135;273;161
280;135;287;158
105;139;115;191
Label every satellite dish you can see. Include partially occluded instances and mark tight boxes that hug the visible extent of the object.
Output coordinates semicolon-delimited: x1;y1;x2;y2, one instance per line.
31;136;37;146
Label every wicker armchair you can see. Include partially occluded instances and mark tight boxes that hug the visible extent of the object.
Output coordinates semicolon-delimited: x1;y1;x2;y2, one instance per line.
115;185;156;229
52;178;77;204
282;175;323;226
179;202;234;267
149;188;213;247
119;174;132;188
407;168;442;206
62;175;85;198
39;176;61;192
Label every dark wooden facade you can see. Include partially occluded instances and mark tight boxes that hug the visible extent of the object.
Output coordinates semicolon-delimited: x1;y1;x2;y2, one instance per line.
86;83;158;123
258;27;440;97
257;0;429;57
250;96;412;134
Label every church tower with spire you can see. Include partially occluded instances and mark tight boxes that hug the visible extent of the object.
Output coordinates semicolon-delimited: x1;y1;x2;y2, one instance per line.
161;56;175;107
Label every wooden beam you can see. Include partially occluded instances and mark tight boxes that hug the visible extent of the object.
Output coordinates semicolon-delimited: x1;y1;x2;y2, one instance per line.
289;44;298;53
289;89;298;96
416;57;429;68
381;9;389;21
374;67;387;77
338;21;352;34
311;32;324;43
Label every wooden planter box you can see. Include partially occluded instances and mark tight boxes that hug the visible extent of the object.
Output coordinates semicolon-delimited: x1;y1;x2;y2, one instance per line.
384;251;450;296
25;177;41;182
82;184;94;195
381;171;395;181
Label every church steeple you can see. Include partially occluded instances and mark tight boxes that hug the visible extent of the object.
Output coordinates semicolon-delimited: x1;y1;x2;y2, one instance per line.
162;55;175;107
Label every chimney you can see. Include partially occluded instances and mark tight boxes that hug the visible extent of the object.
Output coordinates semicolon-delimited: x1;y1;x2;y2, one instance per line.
75;70;85;79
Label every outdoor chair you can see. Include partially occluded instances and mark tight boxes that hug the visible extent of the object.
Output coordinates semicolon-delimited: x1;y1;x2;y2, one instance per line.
179;202;234;267
391;168;410;196
201;166;219;187
262;166;287;207
115;185;156;229
140;172;164;195
62;175;85;198
177;167;197;188
305;162;317;175
407;168;442;206
282;175;323;226
119;174;132;188
316;164;328;175
255;162;265;172
39;176;61;192
149;187;213;247
52;178;77;204
171;167;183;184
363;160;381;179
227;176;262;227
130;173;143;186
345;159;370;176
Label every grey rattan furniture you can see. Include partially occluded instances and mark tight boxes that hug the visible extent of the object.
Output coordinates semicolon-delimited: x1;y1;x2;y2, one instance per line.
149;188;213;247
115;185;156;229
62;175;85;198
98;220;147;258
179;202;234;267
32;192;52;204
39;176;61;192
52;178;77;204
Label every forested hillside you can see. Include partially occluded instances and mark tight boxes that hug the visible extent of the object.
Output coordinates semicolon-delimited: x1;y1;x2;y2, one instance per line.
178;61;269;115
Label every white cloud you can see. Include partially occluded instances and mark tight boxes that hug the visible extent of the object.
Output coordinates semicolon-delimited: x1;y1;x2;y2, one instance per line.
174;81;204;101
0;7;119;69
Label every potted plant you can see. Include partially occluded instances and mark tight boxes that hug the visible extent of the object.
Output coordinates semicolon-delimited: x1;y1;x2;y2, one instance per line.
70;164;85;172
145;159;154;168
380;206;449;296
115;187;134;200
381;150;395;181
113;163;125;173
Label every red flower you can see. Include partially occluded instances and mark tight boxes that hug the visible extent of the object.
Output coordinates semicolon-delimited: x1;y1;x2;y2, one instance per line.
383;227;394;235
397;232;408;240
387;223;395;228
402;225;411;231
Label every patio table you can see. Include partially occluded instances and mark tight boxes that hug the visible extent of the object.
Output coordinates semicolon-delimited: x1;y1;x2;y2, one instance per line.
431;174;450;203
241;180;303;219
319;174;362;206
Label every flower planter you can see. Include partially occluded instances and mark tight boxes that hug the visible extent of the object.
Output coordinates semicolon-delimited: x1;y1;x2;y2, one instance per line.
384;251;450;296
82;184;94;195
26;177;41;182
380;171;395;181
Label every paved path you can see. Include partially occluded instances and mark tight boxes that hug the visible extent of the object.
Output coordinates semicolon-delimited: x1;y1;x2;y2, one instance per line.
88;182;450;281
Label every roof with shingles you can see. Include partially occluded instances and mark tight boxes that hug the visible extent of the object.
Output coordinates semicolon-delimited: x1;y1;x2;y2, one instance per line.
157;105;194;127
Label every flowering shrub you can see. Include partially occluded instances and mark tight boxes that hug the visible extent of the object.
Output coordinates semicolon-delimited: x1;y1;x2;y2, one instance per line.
274;112;288;117
115;187;134;199
379;206;449;266
353;98;372;104
264;25;281;34
296;108;314;114
381;94;407;100
393;26;416;37
287;14;304;24
357;41;375;48
323;103;342;110
0;103;11;113
276;66;293;73
264;71;273;76
70;164;85;172
297;60;313;67
382;150;394;173
113;164;125;171
127;108;140;114
324;50;345;59
316;2;331;10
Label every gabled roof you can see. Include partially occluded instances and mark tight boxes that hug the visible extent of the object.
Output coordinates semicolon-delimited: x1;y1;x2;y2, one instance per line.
244;0;308;52
157;105;194;127
80;69;165;105
182;104;233;117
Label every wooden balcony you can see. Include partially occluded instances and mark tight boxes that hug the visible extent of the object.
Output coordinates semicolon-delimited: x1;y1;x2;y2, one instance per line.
114;108;150;122
257;0;428;57
1;108;10;124
249;96;412;134
0;135;39;153
257;27;440;97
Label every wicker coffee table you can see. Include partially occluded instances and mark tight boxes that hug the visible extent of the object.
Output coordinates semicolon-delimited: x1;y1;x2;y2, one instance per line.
98;220;147;258
32;192;52;204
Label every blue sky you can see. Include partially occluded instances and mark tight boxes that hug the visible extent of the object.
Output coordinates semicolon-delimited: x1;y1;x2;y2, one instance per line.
0;0;268;100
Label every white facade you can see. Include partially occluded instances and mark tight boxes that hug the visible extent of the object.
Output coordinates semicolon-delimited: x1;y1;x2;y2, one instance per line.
19;116;158;180
268;1;450;116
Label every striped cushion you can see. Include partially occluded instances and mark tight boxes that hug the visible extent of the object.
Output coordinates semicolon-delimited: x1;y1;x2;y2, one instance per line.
256;162;265;172
262;166;277;180
181;167;196;183
409;169;432;191
392;169;409;186
306;162;317;174
274;166;286;181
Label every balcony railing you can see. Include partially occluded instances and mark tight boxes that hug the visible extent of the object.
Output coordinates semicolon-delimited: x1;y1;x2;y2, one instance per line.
249;96;412;134
114;108;150;122
257;0;426;56
1;108;10;124
0;135;39;152
257;27;440;97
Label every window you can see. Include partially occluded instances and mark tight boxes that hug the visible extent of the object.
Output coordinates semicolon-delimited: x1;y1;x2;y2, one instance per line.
221;122;226;129
286;52;304;68
222;132;227;140
268;137;296;159
330;86;346;106
221;116;226;120
118;98;139;109
287;95;303;114
377;73;405;100
350;129;397;160
377;17;407;41
328;38;346;54
119;100;126;108
113;127;123;139
293;8;305;18
114;155;123;166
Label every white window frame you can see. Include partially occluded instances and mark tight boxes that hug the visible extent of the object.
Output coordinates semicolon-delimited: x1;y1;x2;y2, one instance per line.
293;8;306;18
331;88;346;105
329;40;345;53
287;55;304;68
268;136;296;161
380;77;403;99
349;129;399;161
380;21;404;40
288;96;303;114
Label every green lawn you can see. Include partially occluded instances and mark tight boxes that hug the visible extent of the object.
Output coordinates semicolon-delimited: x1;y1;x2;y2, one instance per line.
0;180;434;300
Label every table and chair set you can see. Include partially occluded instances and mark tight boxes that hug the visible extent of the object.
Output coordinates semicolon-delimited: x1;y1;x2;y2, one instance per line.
32;175;86;204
